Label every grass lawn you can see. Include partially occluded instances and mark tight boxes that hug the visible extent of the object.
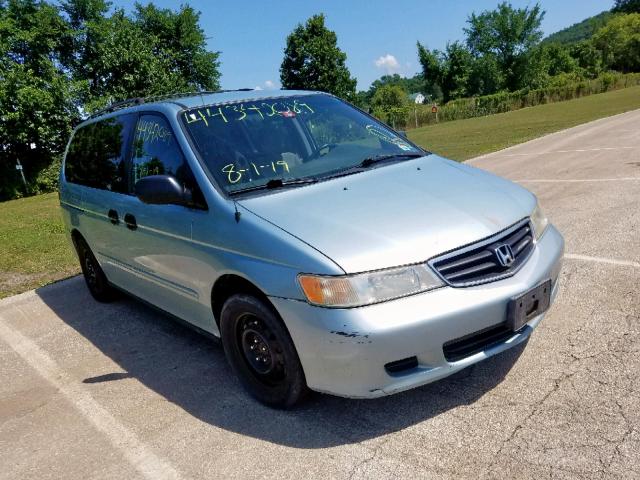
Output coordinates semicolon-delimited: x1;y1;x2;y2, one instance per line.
1;86;640;298
408;85;640;160
0;192;79;298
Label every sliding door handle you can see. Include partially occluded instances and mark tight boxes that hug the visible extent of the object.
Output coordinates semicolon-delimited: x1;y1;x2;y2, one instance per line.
124;213;137;231
107;209;119;225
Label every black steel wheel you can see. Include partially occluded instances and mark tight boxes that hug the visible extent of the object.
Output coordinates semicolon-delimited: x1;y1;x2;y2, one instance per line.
75;236;118;303
220;294;307;408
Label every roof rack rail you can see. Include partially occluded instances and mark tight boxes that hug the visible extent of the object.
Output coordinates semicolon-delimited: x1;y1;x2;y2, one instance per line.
89;97;145;119
88;88;255;119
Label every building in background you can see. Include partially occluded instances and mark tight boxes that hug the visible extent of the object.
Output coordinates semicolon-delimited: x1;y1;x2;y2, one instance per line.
408;92;426;104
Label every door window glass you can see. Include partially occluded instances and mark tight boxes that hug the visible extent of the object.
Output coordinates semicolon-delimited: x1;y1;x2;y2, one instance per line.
131;114;206;209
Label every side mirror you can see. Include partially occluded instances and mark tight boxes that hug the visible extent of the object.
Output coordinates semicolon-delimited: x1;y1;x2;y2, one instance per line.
398;130;408;138
135;175;190;206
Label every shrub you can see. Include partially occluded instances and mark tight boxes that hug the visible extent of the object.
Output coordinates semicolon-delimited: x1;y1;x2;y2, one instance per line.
32;158;61;195
401;72;640;128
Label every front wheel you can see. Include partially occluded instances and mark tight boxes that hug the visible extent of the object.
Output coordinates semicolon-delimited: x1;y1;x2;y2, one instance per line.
220;294;308;408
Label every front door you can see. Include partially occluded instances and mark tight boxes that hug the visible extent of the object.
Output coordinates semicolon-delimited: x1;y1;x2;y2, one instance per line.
116;113;215;332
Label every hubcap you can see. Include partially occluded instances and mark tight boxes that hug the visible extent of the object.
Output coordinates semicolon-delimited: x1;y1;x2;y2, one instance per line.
84;254;98;287
238;315;285;383
242;327;273;374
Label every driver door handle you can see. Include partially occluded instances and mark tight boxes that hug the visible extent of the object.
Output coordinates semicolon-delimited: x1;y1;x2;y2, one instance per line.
107;209;119;225
124;213;137;231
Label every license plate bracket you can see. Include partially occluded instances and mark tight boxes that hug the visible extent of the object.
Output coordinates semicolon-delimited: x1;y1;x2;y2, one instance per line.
507;279;552;332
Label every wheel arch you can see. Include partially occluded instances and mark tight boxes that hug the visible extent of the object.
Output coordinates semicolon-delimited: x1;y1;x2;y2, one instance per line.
211;274;277;328
70;228;86;253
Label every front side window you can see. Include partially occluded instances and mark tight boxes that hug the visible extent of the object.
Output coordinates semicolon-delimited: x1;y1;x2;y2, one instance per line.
65;114;135;192
131;114;206;208
180;94;423;194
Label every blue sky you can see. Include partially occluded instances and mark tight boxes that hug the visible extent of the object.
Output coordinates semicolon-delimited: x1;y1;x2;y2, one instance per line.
111;0;612;91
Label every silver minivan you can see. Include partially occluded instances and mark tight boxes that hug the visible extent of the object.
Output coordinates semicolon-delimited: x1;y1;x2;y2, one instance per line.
60;90;564;407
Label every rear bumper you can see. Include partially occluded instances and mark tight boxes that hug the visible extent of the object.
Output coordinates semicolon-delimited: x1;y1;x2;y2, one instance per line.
270;224;564;398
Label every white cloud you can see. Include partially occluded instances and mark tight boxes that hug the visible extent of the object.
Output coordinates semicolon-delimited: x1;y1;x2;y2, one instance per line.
254;80;276;91
374;54;400;73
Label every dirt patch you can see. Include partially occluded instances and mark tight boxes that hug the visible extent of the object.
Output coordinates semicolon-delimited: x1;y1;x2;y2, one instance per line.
0;268;80;299
0;271;46;290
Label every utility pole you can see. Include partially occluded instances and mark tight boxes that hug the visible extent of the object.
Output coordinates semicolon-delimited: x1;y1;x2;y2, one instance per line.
16;159;27;190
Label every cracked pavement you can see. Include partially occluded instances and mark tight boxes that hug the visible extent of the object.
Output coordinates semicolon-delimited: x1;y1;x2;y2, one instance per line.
1;110;639;479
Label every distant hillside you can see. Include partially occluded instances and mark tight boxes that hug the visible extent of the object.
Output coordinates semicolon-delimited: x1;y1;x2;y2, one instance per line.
543;11;614;45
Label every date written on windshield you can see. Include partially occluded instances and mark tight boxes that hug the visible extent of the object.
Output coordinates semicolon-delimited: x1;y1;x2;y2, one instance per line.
222;161;291;184
184;100;314;126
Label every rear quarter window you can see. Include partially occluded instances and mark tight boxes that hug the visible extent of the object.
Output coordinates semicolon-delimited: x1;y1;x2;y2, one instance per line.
64;114;136;193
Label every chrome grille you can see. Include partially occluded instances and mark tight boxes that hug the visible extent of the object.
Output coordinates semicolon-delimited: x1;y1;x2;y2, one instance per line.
431;219;534;286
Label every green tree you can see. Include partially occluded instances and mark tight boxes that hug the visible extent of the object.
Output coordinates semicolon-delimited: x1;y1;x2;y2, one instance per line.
358;73;425;109
133;3;220;91
440;41;474;101
592;13;640;72
368;74;424;94
280;14;356;100
59;0;111;77
465;2;545;90
541;43;578;76
0;0;222;201
371;84;407;110
370;84;409;128
467;54;503;96
417;41;444;100
62;1;220;111
79;10;173;110
569;41;603;77
353;90;370;110
613;0;640;13
0;0;78;199
516;42;581;89
517;45;552;89
542;11;613;45
418;41;477;101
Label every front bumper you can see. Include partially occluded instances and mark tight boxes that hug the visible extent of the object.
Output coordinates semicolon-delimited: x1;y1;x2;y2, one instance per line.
270;224;564;398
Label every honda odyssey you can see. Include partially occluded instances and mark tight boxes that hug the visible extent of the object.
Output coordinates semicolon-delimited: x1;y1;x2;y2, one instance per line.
59;90;564;407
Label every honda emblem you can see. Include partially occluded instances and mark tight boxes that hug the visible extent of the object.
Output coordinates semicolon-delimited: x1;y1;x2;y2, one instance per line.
494;244;515;267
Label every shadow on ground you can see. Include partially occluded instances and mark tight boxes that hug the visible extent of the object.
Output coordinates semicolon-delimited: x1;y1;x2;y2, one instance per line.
37;276;525;449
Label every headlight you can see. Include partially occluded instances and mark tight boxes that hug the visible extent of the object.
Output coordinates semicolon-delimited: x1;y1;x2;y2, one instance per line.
298;264;444;308
531;201;549;241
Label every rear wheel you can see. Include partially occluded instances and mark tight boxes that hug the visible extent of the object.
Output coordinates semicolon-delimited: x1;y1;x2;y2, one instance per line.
75;237;118;302
220;294;308;408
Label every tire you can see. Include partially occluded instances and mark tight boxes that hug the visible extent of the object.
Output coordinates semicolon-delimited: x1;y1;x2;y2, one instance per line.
75;237;119;303
220;294;308;408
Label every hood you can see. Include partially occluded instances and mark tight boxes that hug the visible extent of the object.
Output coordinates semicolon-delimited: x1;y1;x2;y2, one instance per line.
238;155;536;273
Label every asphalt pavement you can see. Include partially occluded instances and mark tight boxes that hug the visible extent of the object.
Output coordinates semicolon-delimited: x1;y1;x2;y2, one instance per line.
1;109;639;479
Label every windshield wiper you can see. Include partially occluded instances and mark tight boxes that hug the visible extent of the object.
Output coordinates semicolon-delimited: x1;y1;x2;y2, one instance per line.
321;153;424;180
358;153;424;168
229;177;318;196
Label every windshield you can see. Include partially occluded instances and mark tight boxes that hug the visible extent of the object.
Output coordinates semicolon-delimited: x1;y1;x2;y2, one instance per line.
180;94;424;193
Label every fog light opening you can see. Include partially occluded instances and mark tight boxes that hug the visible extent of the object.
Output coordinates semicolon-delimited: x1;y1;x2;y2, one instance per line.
385;356;419;375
